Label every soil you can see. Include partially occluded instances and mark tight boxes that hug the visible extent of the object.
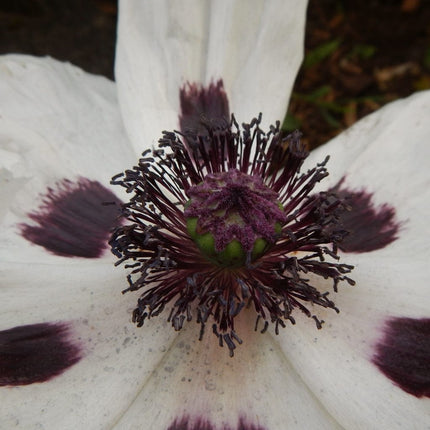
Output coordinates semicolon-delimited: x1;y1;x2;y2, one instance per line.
0;0;429;149
287;0;430;149
0;0;117;78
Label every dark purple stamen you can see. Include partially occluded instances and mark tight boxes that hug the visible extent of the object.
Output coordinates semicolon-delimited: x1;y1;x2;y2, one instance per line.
373;317;430;398
179;80;230;135
330;178;400;253
21;178;122;258
110;116;354;356
0;322;82;386
168;416;267;430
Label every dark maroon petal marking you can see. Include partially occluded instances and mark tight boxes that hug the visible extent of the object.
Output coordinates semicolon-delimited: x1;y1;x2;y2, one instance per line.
331;178;400;253
179;80;230;134
167;416;267;430
373;317;430;398
21;178;122;258
0;322;82;386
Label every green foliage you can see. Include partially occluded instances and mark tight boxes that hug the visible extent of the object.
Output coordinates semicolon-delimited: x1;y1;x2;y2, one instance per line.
348;44;377;60
282;113;302;131
303;39;342;69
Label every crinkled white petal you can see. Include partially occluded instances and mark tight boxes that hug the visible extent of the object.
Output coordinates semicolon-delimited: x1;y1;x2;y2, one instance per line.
111;310;342;430
204;1;307;127
273;91;430;429
275;299;429;429
306;90;430;277
0;55;135;180
306;90;430;199
115;0;308;154
0;259;179;430
0;55;135;260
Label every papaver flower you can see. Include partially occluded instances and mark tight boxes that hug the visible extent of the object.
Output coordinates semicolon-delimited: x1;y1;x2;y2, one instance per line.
0;1;429;429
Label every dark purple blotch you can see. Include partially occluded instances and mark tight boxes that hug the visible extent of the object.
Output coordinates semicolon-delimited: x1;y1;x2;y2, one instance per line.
0;322;82;386
20;178;122;258
373;317;430;398
167;416;267;430
179;80;230;134
331;178;400;253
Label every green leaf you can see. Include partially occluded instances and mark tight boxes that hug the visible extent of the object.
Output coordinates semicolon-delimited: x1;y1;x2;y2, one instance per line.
303;39;341;69
308;85;332;100
349;44;377;60
282;113;302;131
292;85;332;102
319;108;342;128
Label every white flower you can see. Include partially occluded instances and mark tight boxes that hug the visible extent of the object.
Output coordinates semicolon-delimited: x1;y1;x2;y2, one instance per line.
0;1;429;429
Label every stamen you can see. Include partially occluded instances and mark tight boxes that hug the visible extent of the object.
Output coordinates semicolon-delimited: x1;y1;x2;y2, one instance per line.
110;116;354;355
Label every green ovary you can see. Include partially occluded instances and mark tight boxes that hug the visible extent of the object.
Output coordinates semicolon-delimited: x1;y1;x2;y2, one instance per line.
186;216;281;268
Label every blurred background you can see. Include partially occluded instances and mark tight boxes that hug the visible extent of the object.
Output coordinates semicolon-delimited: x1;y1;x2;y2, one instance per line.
0;0;429;149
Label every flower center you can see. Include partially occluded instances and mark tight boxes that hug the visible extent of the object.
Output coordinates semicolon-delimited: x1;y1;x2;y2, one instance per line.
110;116;355;356
185;169;285;267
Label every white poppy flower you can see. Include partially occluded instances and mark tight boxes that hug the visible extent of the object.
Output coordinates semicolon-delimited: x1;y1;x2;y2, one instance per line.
0;1;429;429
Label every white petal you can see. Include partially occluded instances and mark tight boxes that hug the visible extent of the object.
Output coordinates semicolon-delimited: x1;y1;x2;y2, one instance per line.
204;0;308;127
0;259;179;430
306;90;430;197
115;0;208;154
0;55;136;181
111;309;342;430
306;91;430;279
115;0;308;154
0;55;135;261
275;299;429;429
272;91;430;429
